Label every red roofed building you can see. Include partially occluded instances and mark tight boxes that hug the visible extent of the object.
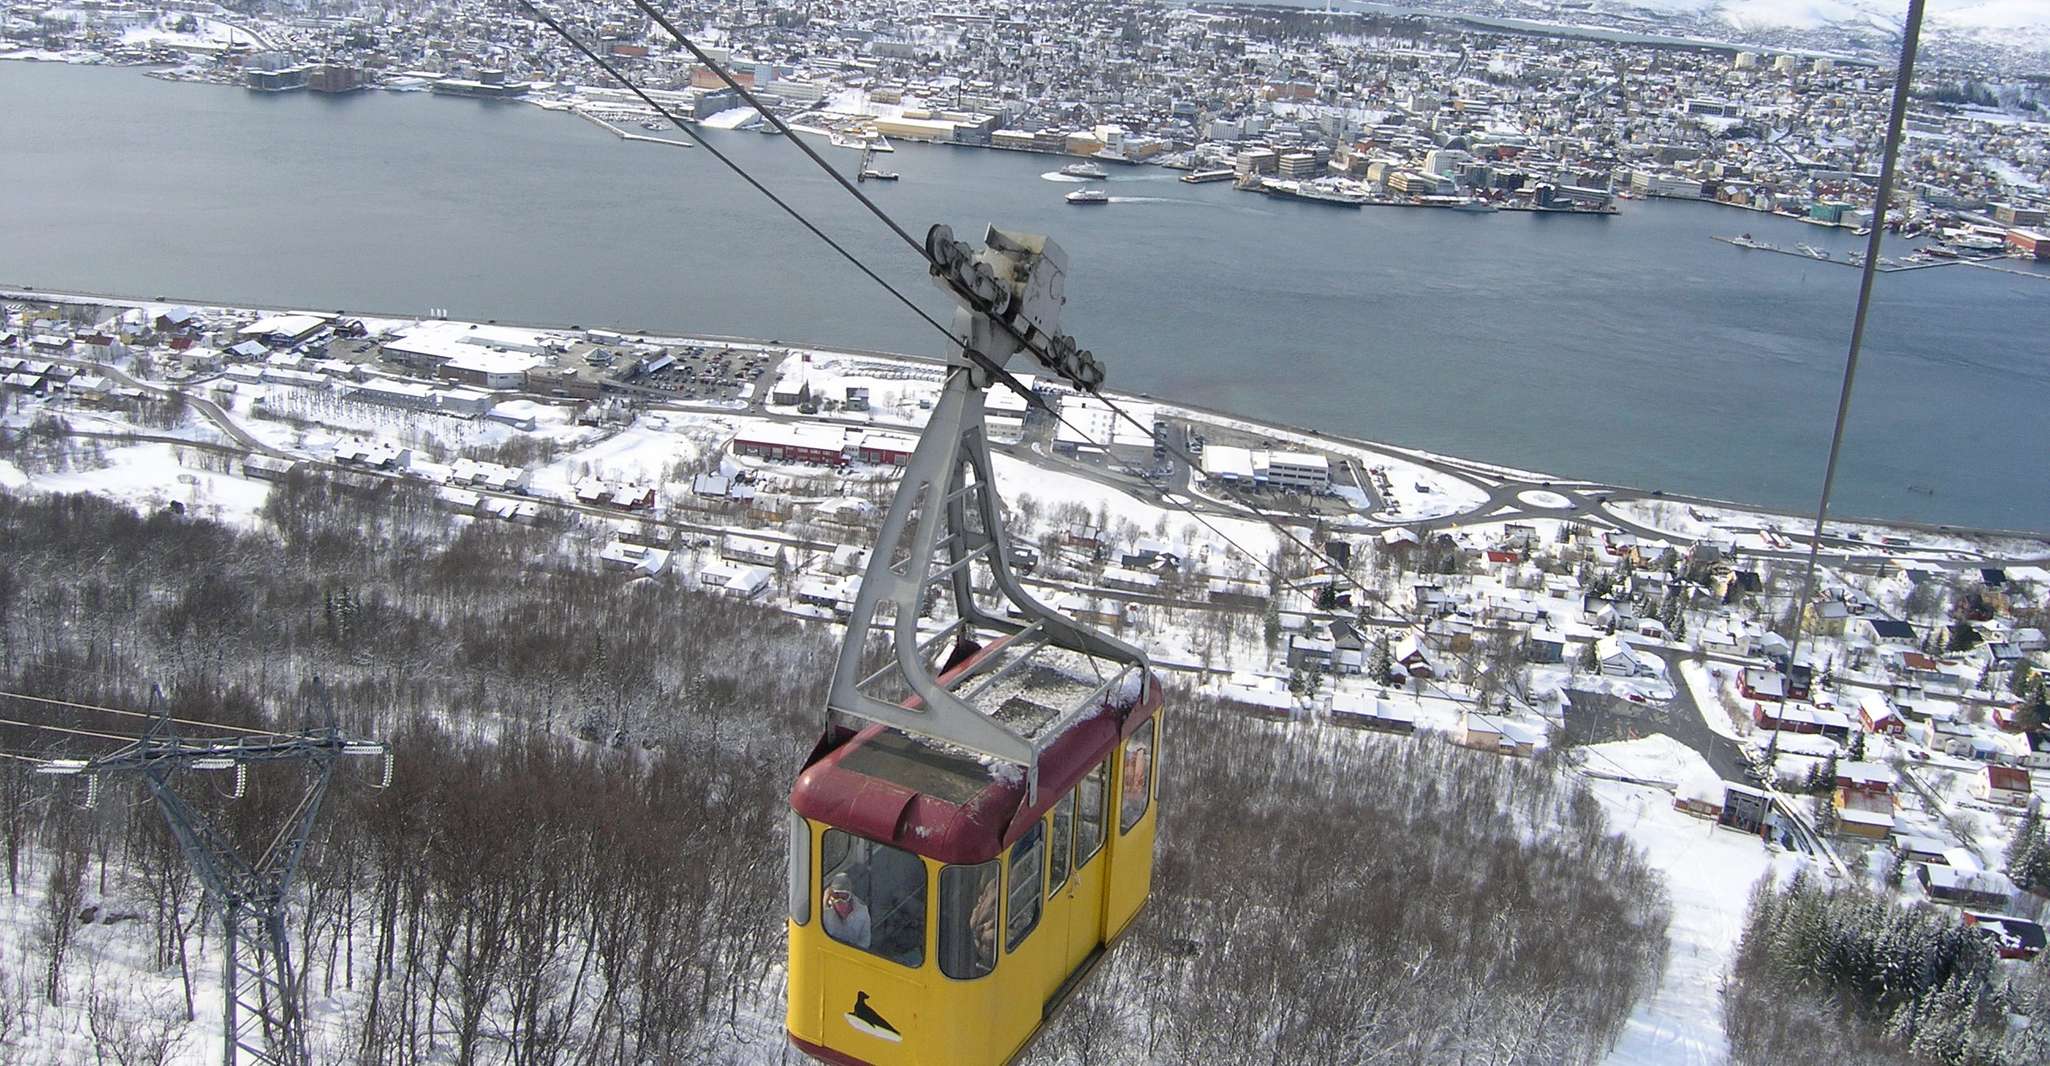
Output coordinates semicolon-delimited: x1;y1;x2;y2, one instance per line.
1978;765;2032;806
1859;693;1905;737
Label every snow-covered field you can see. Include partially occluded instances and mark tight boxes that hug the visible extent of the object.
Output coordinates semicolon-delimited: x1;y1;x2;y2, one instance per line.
1678;659;1749;742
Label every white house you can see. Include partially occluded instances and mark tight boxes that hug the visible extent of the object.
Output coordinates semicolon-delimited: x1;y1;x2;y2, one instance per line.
1596;634;1659;678
699;561;772;599
599;541;671;576
723;533;786;568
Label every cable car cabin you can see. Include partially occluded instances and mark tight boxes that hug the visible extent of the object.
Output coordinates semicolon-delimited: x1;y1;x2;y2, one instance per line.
786;643;1164;1066
791;223;1158;1065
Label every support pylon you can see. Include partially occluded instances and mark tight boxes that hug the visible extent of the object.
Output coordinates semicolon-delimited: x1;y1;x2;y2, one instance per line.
38;685;386;1065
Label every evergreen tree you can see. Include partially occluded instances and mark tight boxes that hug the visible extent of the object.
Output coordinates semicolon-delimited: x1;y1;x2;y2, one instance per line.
1883;998;1918;1047
1908;977;1961;1062
1815;751;1839;795
1368;635;1392;684
1848;729;1866;762
2010;815;2050;896
1947;620;1980;653
1658;593;1682;634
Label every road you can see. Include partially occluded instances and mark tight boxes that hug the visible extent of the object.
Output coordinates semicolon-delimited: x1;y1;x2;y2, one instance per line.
49;356;290;457
1637;647;1750;782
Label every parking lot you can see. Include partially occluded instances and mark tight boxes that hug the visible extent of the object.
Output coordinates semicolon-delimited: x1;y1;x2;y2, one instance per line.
588;343;783;403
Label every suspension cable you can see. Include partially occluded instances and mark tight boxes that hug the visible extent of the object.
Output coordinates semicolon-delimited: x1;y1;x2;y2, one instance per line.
515;0;1049;408
1784;0;1926;665
520;1;1707;756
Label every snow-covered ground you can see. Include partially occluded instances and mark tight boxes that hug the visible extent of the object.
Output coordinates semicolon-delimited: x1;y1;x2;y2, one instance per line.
1595;771;1804;1066
1181;407;1491;522
1610;496;2042;559
236;385;530;457
1582;734;1811;1066
993;450;1285;566
1678;660;1749;742
1620;0;2050;49
527;414;727;503
6;443;272;525
117;16;265;51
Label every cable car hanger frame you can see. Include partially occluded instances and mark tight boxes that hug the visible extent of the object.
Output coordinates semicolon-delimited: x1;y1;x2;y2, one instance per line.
827;226;1150;806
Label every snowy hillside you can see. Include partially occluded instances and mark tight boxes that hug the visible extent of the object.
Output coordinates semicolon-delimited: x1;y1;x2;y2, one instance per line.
1602;0;2050;51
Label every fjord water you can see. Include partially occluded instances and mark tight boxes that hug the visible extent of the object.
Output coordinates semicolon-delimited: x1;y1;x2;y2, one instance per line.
4;62;2046;530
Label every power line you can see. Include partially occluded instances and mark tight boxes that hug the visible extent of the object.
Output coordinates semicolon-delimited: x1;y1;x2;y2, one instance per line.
530;3;1484;675
0;689;279;737
556;2;1104;397
0;715;141;744
619;0;930;261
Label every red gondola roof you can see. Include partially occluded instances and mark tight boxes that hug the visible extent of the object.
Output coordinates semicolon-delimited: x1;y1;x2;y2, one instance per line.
791;666;1160;867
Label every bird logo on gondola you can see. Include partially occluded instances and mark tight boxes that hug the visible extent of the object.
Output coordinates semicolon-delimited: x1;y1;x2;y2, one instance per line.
844;991;902;1042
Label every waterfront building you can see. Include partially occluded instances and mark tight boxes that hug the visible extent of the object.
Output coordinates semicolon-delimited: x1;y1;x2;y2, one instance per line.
1630;171;1707;199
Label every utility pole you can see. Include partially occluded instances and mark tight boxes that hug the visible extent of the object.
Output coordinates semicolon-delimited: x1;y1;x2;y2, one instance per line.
37;688;388;1066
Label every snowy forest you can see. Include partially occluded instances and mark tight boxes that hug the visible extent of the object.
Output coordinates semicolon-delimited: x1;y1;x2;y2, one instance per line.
1723;872;2050;1066
0;472;1670;1063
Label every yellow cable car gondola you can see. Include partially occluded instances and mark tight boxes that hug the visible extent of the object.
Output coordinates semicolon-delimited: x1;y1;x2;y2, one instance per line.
787;226;1162;1066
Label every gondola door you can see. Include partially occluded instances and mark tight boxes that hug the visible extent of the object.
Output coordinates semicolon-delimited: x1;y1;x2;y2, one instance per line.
1058;758;1112;987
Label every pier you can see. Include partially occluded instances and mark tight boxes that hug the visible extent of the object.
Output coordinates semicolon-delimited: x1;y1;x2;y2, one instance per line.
570;108;694;150
1708;235;2017;274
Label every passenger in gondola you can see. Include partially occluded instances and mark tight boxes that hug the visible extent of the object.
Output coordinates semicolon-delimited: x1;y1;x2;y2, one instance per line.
1122;745;1149;810
823;871;872;950
970;874;1000;968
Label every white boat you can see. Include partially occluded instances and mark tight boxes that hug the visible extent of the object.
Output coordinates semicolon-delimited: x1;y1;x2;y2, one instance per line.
1065;188;1109;205
1452;198;1497;213
1060;162;1109;179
